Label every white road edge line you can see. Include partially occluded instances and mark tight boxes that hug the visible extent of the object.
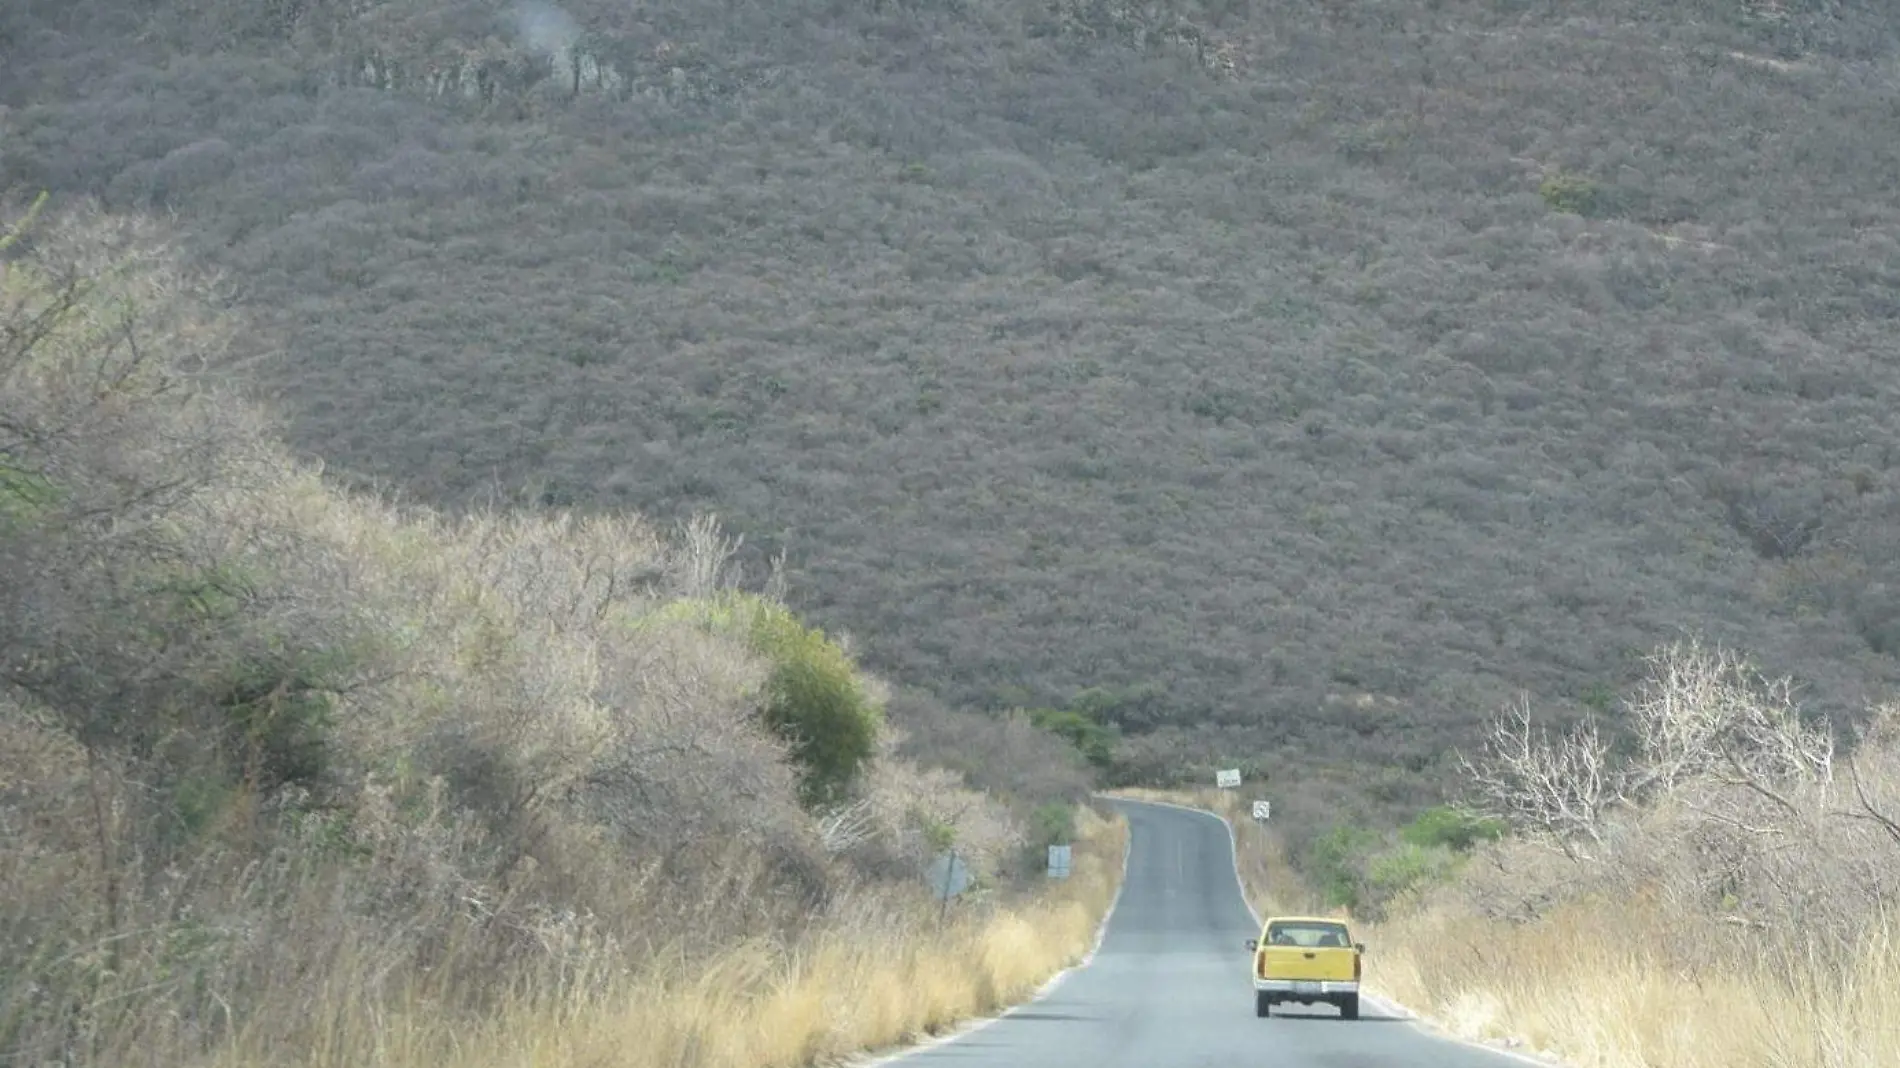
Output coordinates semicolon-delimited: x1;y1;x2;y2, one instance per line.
849;804;1135;1068
1110;796;1568;1068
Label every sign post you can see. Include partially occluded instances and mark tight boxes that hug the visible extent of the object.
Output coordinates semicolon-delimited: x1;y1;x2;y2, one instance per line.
928;850;971;925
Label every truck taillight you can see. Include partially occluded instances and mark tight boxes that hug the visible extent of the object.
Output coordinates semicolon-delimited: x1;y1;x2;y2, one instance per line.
1353;951;1363;981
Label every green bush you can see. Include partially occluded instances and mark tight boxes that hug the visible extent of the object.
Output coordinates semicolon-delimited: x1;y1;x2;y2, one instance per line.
1028;801;1076;849
1068;682;1170;732
0;464;61;530
1365;841;1459;905
1539;171;1600;215
1398;804;1505;852
1306;823;1382;910
1023;705;1119;771
644;592;883;807
206;649;345;791
1302;808;1491;917
139;563;355;793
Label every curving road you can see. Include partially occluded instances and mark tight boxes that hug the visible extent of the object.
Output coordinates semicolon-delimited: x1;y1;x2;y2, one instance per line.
884;798;1538;1068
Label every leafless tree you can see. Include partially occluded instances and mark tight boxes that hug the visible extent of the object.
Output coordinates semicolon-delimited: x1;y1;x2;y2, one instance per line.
671;511;743;600
1460;697;1620;859
1624;640;1834;805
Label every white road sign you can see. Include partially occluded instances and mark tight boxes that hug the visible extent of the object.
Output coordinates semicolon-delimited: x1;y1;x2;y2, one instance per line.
1252;800;1271;821
1216;768;1242;789
928;851;971;900
1047;844;1072;879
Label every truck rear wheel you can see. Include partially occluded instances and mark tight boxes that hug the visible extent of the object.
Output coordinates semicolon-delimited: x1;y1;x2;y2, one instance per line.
1339;994;1360;1021
1255;992;1272;1018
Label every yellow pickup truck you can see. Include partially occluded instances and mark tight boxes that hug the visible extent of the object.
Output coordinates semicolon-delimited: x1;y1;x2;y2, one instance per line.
1245;915;1365;1020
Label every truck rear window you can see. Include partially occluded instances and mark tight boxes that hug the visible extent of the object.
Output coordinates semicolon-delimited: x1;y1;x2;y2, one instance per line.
1263;921;1352;948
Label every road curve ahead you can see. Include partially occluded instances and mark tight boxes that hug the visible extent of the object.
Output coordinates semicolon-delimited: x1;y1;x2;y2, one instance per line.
887;799;1535;1068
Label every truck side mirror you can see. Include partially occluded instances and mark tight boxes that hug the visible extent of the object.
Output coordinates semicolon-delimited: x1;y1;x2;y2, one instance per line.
1245;938;1258;952
1354;942;1367;954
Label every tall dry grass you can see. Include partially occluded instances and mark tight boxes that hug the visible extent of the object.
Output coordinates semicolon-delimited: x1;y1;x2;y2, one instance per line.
0;198;1125;1068
1367;895;1899;1068
195;804;1126;1068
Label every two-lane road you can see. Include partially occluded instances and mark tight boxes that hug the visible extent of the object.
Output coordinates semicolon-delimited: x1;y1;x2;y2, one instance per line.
889;799;1537;1068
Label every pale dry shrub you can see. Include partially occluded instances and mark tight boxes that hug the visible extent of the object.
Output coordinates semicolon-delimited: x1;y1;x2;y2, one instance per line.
884;691;1093;809
857;728;1027;883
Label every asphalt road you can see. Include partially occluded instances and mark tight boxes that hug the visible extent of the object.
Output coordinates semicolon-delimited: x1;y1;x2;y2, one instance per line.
885;798;1538;1068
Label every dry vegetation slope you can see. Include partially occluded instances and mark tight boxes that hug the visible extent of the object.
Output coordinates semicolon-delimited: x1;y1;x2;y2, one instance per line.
1132;640;1900;1068
8;0;1900;798
0;199;1126;1068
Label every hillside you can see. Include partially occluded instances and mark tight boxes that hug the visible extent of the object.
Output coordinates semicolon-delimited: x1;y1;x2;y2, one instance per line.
7;0;1900;803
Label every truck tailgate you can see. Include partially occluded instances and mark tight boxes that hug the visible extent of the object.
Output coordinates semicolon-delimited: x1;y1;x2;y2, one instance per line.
1258;946;1357;982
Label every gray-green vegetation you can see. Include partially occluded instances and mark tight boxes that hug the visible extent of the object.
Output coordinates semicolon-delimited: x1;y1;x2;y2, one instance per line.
6;0;1900;821
1303;804;1505;918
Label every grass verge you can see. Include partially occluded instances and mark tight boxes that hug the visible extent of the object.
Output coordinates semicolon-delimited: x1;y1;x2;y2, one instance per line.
205;803;1128;1068
1364;898;1898;1068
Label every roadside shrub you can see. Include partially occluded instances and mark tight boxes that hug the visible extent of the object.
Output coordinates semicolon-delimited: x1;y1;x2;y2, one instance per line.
1458;638;1900;946
883;690;1093;808
642;591;884;807
1363;640;1900;1067
1399;804;1505;852
1296;805;1496;918
1364;841;1459;909
1306;823;1381;911
1029;801;1076;848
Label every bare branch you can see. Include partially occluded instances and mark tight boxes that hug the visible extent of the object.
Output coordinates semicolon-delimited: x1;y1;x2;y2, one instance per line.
671;512;743;600
1460;696;1619;855
1840;757;1900;849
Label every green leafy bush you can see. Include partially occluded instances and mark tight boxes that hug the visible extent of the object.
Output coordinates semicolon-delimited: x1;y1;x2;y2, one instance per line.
1399;804;1505;853
645;591;884;807
1364;841;1459;905
1303;807;1493;917
1306;823;1382;910
1538;171;1600;215
1028;801;1076;849
1023;705;1120;771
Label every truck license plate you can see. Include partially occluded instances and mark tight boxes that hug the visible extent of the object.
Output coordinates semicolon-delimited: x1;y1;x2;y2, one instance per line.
1294;981;1321;996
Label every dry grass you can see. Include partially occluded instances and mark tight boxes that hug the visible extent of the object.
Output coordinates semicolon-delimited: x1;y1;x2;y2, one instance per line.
193;804;1126;1068
1366;897;1900;1068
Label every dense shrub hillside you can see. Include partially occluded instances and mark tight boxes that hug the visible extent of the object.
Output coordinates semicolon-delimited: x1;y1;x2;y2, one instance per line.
0;198;1108;1068
6;0;1900;807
